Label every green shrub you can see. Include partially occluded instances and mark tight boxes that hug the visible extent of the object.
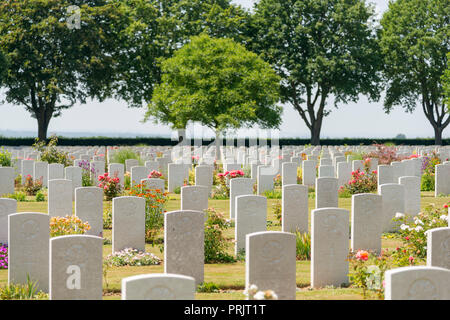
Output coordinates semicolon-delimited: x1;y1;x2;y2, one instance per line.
173;186;181;194
35;191;45;202
32;135;71;167
0;276;48;300
295;231;311;260
204;208;235;263
421;173;434;191
7;192;27;202
103;203;112;229
263;189;281;199
110;148;142;165
0;147;12;167
272;200;282;226
197;282;220;293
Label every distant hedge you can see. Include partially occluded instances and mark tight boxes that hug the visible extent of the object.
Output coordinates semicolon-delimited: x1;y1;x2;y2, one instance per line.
0;136;447;147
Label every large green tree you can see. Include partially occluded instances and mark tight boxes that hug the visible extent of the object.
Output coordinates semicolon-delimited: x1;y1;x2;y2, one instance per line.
379;0;449;145
145;34;282;158
0;0;248;140
112;0;250;108
0;0;134;140
248;0;382;145
0;51;6;85
443;52;450;111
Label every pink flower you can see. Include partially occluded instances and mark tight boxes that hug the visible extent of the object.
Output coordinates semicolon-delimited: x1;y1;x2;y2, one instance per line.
355;250;369;261
405;236;410;241
104;172;108;177
408;256;414;263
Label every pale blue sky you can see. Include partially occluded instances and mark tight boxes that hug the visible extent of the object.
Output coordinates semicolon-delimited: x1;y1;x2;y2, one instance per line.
0;0;446;139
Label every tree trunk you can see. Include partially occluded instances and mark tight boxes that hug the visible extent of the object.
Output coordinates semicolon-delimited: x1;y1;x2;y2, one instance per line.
433;126;443;146
37;115;50;141
215;129;222;161
310;124;322;146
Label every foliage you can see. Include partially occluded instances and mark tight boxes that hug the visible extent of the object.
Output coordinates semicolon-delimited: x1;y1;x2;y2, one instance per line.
103;203;112;229
145;34;282;134
32;136;71;166
339;168;377;196
79;160;95;187
148;170;163;179
0;275;48;300
204;208;235;264
110;148;142;166
0;1;156;140
250;0;382;144
263;189;281;199
197;282;220;293
272;201;282;226
443;52;450;110
420;153;441;191
295;231;311;260
105;248;161;267
35;191;45;202
173;186;181;194
297;167;302;184
348;250;389;299
7;192;26;202
23;175;43;196
393;206;449;260
379;0;450;144
273;174;281;188
129;184;169;242
364;144;405;165
98;172;122;201
124;172;131;190
0;147;12;167
0;243;7;269
49;215;91;238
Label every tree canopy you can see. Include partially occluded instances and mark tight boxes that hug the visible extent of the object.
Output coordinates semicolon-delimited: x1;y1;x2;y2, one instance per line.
0;0;248;140
379;0;449;145
145;34;282;135
443;52;450;111
249;0;382;145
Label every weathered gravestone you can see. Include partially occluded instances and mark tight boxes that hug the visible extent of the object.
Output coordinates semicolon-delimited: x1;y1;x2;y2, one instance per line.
48;179;73;218
235;195;267;255
0;167;14;196
65;166;82;200
125;159;139;173
337;162;352;188
48;163;64;181
315;177;338;209
257;166;274;194
33;161;48;188
131;166;150;187
282;184;308;233
8;212;49;292
351;193;382;253
399;176;421;216
121;274;196;300
281;162;298;186
180;186;208;217
75;187;103;237
230;178;254;220
384;266;450;300
164;210;204;285
49;235;103;300
378;183;405;233
426;227;450;270
108;163;124;187
112;196;145;252
435;164;450;197
0;198;17;244
168;163;185;193
311;208;349;288
377;165;394;189
21;160;34;184
302;160;316;187
245;231;296;300
318;165;335;178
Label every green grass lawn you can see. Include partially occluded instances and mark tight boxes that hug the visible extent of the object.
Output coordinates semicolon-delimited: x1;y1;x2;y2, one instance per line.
1;190;448;300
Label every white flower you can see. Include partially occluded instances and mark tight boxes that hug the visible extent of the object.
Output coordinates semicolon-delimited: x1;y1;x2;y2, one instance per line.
440;215;448;221
395;213;406;218
414;218;424;225
253;291;266;300
414;226;423;232
400;224;410;231
244;284;258;296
